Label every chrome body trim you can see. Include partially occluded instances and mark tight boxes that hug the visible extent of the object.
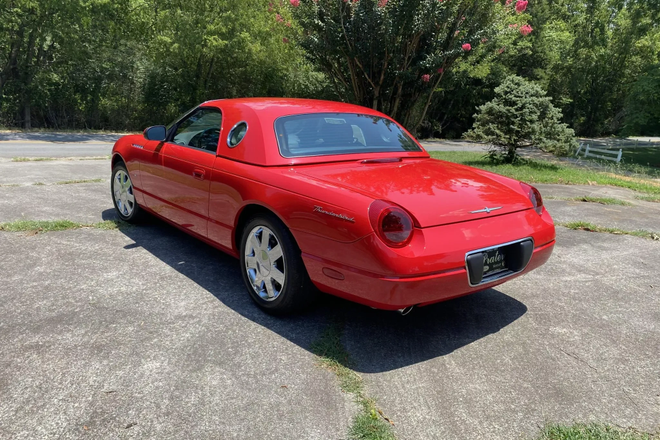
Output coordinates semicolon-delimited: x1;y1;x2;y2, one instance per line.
464;237;534;287
469;206;503;214
227;121;248;148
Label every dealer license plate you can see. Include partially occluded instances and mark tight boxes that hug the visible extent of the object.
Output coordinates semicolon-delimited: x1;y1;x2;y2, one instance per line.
482;247;507;277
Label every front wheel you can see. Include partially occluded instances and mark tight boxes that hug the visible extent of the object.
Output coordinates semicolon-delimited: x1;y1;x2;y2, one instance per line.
240;215;317;314
111;163;142;223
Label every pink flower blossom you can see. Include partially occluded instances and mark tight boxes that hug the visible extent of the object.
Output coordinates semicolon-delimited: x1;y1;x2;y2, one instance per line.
462;43;471;51
290;0;300;6
508;23;518;28
437;67;444;74
520;24;533;36
286;21;291;27
505;0;513;5
515;0;528;13
455;30;460;36
378;0;388;7
422;74;431;83
481;37;488;43
282;37;289;43
276;13;284;22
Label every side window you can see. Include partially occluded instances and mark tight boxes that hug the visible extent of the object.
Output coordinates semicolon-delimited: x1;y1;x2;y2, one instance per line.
171;108;222;153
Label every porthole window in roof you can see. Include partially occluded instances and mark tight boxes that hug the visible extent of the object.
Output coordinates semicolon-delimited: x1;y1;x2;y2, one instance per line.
227;121;248;148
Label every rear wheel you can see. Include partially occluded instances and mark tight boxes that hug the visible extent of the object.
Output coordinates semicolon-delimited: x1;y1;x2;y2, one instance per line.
240;214;316;314
111;163;141;223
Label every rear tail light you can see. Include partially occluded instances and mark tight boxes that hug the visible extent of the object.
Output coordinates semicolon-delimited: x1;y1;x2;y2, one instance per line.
521;183;543;215
369;200;414;248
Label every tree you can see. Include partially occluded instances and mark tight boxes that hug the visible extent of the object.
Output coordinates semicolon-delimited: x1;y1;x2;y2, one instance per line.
466;75;576;163
285;0;530;133
623;64;660;136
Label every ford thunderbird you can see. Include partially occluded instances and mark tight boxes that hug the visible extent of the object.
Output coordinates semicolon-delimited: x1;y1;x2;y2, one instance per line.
111;98;555;314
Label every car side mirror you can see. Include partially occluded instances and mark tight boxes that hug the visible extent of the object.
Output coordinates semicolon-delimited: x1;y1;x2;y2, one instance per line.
143;125;167;141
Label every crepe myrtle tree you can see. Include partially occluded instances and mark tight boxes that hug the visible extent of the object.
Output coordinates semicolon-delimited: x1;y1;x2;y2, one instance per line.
274;0;533;134
466;75;577;163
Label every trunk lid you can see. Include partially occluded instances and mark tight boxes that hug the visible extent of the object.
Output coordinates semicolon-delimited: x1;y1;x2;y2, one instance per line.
295;158;532;227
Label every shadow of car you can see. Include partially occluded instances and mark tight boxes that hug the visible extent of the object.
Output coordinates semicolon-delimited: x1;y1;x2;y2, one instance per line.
103;209;527;373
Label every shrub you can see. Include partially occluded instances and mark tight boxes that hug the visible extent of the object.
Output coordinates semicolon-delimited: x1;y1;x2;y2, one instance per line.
466;75;577;163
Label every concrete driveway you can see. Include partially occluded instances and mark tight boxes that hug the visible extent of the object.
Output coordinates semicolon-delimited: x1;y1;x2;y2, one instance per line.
0;149;658;439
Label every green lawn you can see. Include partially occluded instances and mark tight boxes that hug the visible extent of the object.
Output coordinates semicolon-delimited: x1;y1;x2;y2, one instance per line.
620;147;660;168
535;423;658;440
429;151;660;195
577;146;660;178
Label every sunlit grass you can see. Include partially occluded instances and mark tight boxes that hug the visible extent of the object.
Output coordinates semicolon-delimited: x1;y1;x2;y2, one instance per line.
535;423;658;440
546;196;632;206
560;221;659;240
0;219;126;233
429;151;660;195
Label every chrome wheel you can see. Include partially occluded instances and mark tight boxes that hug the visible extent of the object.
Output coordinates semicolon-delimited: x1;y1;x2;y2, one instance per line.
244;225;286;301
113;169;135;217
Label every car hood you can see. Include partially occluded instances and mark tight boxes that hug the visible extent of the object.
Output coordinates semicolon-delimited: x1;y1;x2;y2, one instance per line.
294;158;532;227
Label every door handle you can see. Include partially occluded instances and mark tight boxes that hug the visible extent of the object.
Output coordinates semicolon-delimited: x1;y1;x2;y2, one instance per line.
193;169;205;180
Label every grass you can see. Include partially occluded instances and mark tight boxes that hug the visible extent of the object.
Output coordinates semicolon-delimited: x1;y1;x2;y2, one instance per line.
0;219;126;233
79;156;111;160
11;157;57;162
11;156;109;162
574;145;660;178
535;423;658;440
55;178;105;185
310;323;396;440
546;196;632;206
560;221;659;240
429;151;660;195
635;195;660;203
619;147;660;169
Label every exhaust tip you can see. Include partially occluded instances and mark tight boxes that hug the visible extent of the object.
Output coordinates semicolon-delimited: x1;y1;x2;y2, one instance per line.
397;306;415;316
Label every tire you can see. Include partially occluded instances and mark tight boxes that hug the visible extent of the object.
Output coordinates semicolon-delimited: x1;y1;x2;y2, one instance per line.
239;214;317;314
111;162;142;223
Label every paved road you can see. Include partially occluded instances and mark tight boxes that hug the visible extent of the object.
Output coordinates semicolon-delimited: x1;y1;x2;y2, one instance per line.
1;156;658;439
0;132;480;158
0;132;124;158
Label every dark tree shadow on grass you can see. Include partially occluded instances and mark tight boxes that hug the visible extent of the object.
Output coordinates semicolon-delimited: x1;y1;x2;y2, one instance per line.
103;209;527;373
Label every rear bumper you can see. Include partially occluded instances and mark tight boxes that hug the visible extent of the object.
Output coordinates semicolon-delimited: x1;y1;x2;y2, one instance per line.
302;239;554;310
296;208;556;310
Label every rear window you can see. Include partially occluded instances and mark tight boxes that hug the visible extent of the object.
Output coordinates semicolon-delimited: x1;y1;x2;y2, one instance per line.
274;113;421;158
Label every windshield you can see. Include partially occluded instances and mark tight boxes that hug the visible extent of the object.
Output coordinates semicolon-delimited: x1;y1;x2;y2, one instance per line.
275;113;421;158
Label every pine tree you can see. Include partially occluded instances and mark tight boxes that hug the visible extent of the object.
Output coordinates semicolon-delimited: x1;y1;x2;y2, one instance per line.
466;75;577;163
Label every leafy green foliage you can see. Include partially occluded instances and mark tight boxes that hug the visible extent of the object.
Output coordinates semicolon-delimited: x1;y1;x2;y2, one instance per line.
623;64;660;136
1;0;659;138
289;0;525;134
427;0;660;138
466;76;576;162
0;0;326;130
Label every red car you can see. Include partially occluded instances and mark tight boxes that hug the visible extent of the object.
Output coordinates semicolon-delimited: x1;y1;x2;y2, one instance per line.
111;98;555;314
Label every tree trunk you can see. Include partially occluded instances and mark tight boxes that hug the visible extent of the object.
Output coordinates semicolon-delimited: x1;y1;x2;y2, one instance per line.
23;102;31;129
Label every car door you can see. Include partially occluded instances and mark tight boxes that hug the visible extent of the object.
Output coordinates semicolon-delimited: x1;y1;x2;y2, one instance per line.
146;107;222;238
